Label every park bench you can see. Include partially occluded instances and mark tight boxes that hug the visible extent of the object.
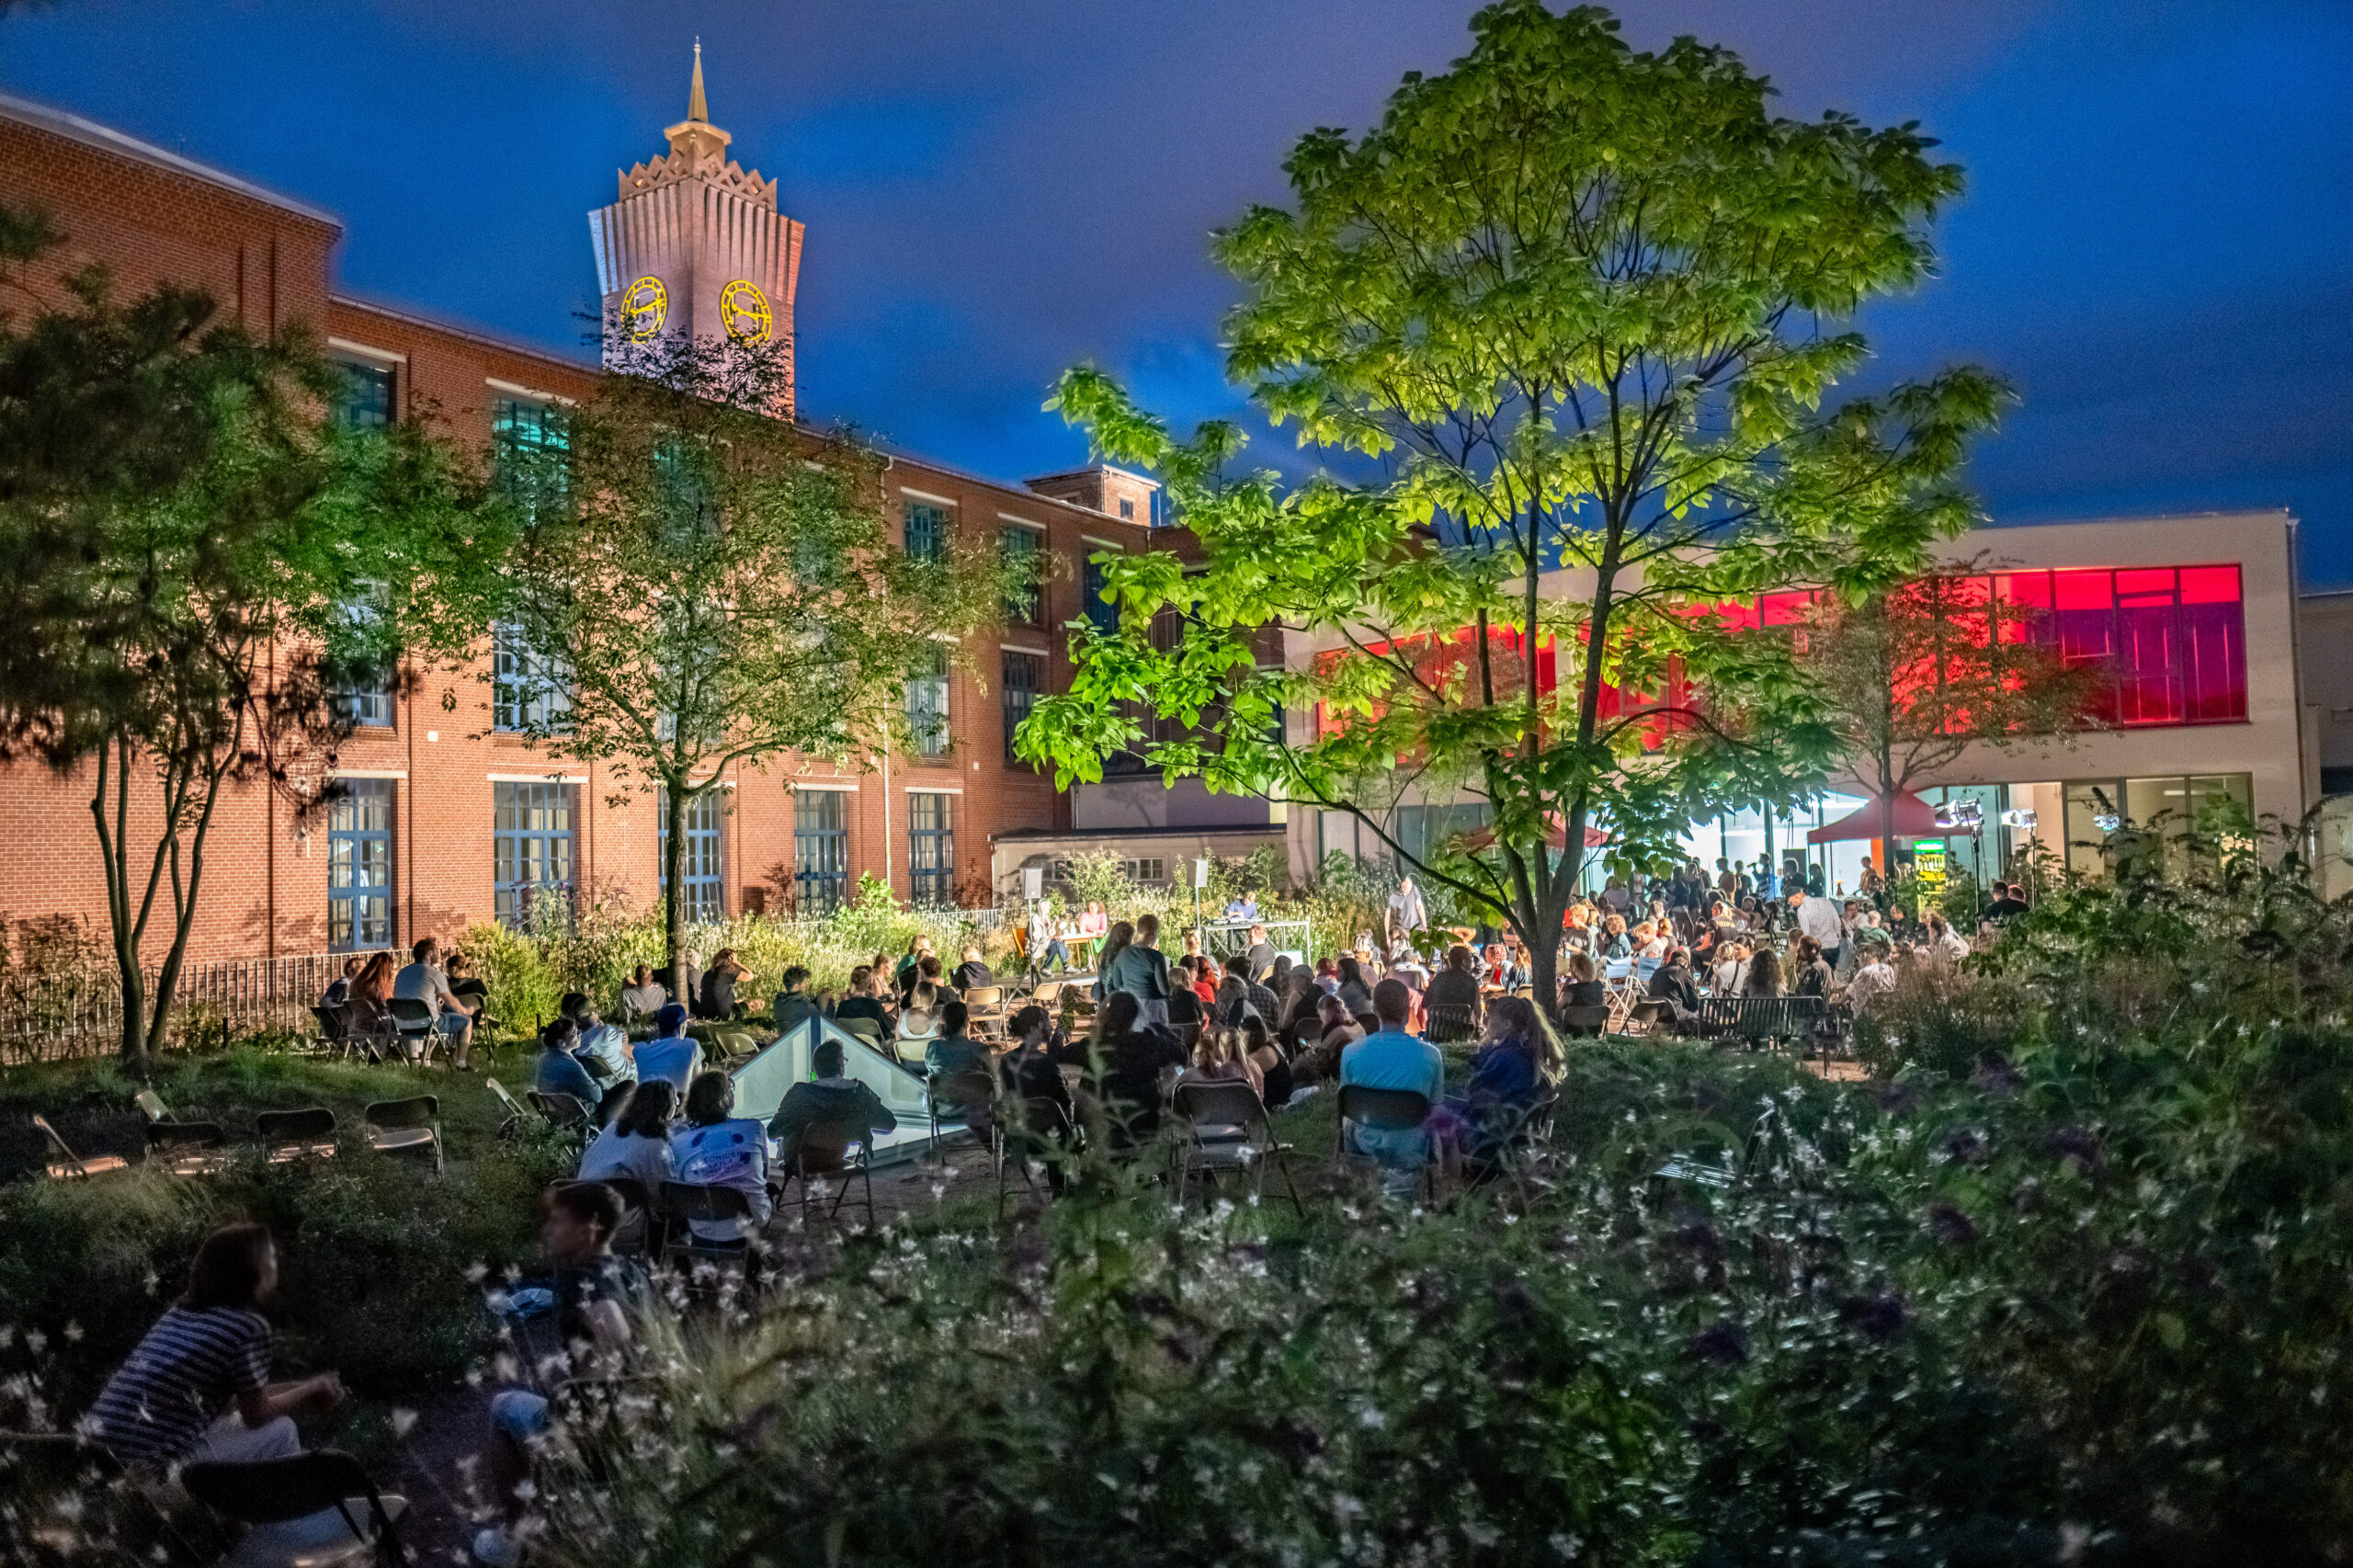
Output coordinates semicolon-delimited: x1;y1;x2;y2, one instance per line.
1693;995;1828;1051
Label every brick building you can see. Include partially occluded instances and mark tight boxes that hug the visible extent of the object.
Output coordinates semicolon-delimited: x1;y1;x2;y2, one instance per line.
0;74;1265;964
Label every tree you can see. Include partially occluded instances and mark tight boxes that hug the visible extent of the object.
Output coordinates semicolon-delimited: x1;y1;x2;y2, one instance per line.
487;331;1011;991
1022;1;2006;1011
1792;567;2103;855
0;208;502;1065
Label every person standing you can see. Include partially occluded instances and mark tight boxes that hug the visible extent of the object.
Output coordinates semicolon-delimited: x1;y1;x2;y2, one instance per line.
1103;912;1174;1028
1790;887;1846;974
85;1222;345;1471
1385;874;1428;947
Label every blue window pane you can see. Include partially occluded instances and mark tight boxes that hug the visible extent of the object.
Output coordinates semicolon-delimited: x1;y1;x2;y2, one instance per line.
904;500;949;563
908;792;955;905
1083;554;1118;633
494;396;570;521
327;779;394;951
1000;526;1041;623
793;790;847;915
905;644;950;758
334;361;393;431
1002;650;1041;765
659;787;726;924
492;781;575;927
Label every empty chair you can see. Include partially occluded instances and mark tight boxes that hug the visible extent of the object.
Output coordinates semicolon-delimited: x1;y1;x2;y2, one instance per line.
31;1114;129;1180
710;1028;759;1064
179;1449;408;1568
133;1089;174;1123
362;1096;442;1172
256;1107;338;1163
962;985;1006;1035
484;1076;529;1135
142;1118;233;1176
994;1093;1073;1221
1171;1077;1302;1214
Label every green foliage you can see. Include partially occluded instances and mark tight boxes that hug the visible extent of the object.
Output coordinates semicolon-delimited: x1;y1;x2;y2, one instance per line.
1027;1;2008;1008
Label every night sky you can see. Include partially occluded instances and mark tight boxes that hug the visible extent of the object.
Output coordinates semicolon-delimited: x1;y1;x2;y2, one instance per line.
4;1;2347;583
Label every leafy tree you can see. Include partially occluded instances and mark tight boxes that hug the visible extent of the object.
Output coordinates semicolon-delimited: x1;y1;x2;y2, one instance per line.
1792;566;2102;856
487;331;1011;991
0;205;501;1065
1025;1;2006;1008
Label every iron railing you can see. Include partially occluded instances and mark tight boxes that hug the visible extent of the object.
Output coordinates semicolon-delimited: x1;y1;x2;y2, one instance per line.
0;950;347;1065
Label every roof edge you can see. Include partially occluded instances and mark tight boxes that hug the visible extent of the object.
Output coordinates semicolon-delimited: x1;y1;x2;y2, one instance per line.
0;90;342;232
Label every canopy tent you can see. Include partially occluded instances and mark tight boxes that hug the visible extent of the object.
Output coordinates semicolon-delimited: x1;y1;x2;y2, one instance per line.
1806;791;1940;845
729;1013;949;1170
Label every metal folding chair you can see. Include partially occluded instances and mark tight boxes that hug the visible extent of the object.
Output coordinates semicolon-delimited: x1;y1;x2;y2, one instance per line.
1171;1076;1302;1214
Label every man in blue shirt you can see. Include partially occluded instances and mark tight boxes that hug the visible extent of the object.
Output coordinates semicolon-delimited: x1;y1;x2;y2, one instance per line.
1338;979;1444;1179
633;1004;702;1096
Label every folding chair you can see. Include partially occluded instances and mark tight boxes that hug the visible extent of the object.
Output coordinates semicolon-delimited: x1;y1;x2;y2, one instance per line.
256;1107;338;1163
1171;1077;1302;1214
133;1090;173;1123
838;1015;886;1052
892;1025;940;1066
179;1448;407;1568
994;1093;1071;1222
710;1028;760;1064
309;1005;360;1062
778;1119;878;1227
1557;1004;1610;1037
484;1076;531;1136
962;985;1006;1037
30;1114;129;1180
928;1068;998;1160
528;1090;594;1133
585;1176;654;1256
142;1118;233;1176
362;1096;442;1172
0;1428;200;1564
658;1181;756;1273
383;998;438;1064
1334;1085;1436;1200
1421;1002;1480;1045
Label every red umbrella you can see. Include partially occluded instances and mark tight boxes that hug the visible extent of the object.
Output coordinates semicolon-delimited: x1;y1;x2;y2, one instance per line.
1806;792;1941;845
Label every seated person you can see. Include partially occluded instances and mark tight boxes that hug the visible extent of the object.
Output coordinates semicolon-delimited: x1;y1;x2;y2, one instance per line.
531;1017;603;1109
393;935;478;1067
896;983;946;1051
320;957;358;1010
1454;996;1560;1176
1560;949;1607;1010
833;966;892;1032
997;1004;1076;1193
1338;980;1444;1181
924;999;987;1080
1646;947;1703;1026
769;966;819;1035
767;1037;900;1177
85;1221;345;1471
1190;1024;1265;1098
699;949;754;1023
1294;992;1367;1085
1244;924;1278;982
1241;1015;1294;1107
950;945;995;994
1421;944;1484;1041
618;963;669;1025
1089;990;1187;1150
562;993;635;1088
578;1079;677;1205
668;1071;772;1244
632;1004;702;1096
474;1183;643;1568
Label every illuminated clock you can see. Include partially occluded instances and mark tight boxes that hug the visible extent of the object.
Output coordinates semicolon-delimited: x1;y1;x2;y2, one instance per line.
621;275;667;340
720;278;772;341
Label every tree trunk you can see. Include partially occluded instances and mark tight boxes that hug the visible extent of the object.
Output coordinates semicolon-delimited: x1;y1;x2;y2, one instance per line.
93;734;152;1074
664;778;690;1006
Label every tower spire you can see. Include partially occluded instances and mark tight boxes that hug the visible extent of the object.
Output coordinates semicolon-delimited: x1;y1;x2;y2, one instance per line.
688;38;708;123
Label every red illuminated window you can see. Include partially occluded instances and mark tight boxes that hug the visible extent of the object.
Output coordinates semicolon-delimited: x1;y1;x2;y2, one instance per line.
1993;564;2245;727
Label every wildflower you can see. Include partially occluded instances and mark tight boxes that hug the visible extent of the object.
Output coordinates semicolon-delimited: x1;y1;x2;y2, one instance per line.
2047;1125;2103;1175
1938;1127;1990;1166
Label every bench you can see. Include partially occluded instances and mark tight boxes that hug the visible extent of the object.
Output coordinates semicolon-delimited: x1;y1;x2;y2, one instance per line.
1693;995;1828;1050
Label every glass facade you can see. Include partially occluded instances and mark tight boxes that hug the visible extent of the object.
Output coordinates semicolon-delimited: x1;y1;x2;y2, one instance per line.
657;787;725;923
1997;565;2247;727
493;396;569;522
793;790;848;915
904;500;949;564
327;779;393;951
493;781;576;927
908;792;955;905
2061;773;2254;878
329;597;394;729
1002;649;1041;764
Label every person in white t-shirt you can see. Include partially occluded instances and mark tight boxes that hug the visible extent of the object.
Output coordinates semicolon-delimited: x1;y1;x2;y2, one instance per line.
1385;875;1428;946
1790;889;1847;970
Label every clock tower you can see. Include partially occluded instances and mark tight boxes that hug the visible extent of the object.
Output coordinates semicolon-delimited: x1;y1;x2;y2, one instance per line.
588;42;804;413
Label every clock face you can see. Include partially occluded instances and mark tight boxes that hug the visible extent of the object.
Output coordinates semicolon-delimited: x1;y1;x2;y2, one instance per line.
622;276;667;340
720;278;772;342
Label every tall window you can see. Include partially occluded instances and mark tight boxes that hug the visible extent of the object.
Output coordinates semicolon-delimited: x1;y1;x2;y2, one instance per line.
329;595;394;729
904;499;949;563
1995;565;2246;727
493;396;570;522
493;781;576;926
493;624;571;733
327;779;393;951
908;792;955;905
1002;650;1042;765
905;644;950;759
793;790;848;915
1082;552;1118;633
657;787;725;923
333;361;393;430
1000;526;1042;625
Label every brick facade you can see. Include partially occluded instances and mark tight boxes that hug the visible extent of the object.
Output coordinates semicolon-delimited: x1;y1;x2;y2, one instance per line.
0;90;1172;961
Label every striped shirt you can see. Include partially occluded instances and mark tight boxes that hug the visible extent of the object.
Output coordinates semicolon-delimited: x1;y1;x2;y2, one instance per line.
86;1305;273;1467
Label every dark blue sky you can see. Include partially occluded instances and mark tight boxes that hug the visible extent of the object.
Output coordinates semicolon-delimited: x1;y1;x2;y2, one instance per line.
6;1;2347;582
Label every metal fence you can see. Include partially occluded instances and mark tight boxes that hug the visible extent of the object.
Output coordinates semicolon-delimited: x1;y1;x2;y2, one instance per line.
0;950;346;1066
